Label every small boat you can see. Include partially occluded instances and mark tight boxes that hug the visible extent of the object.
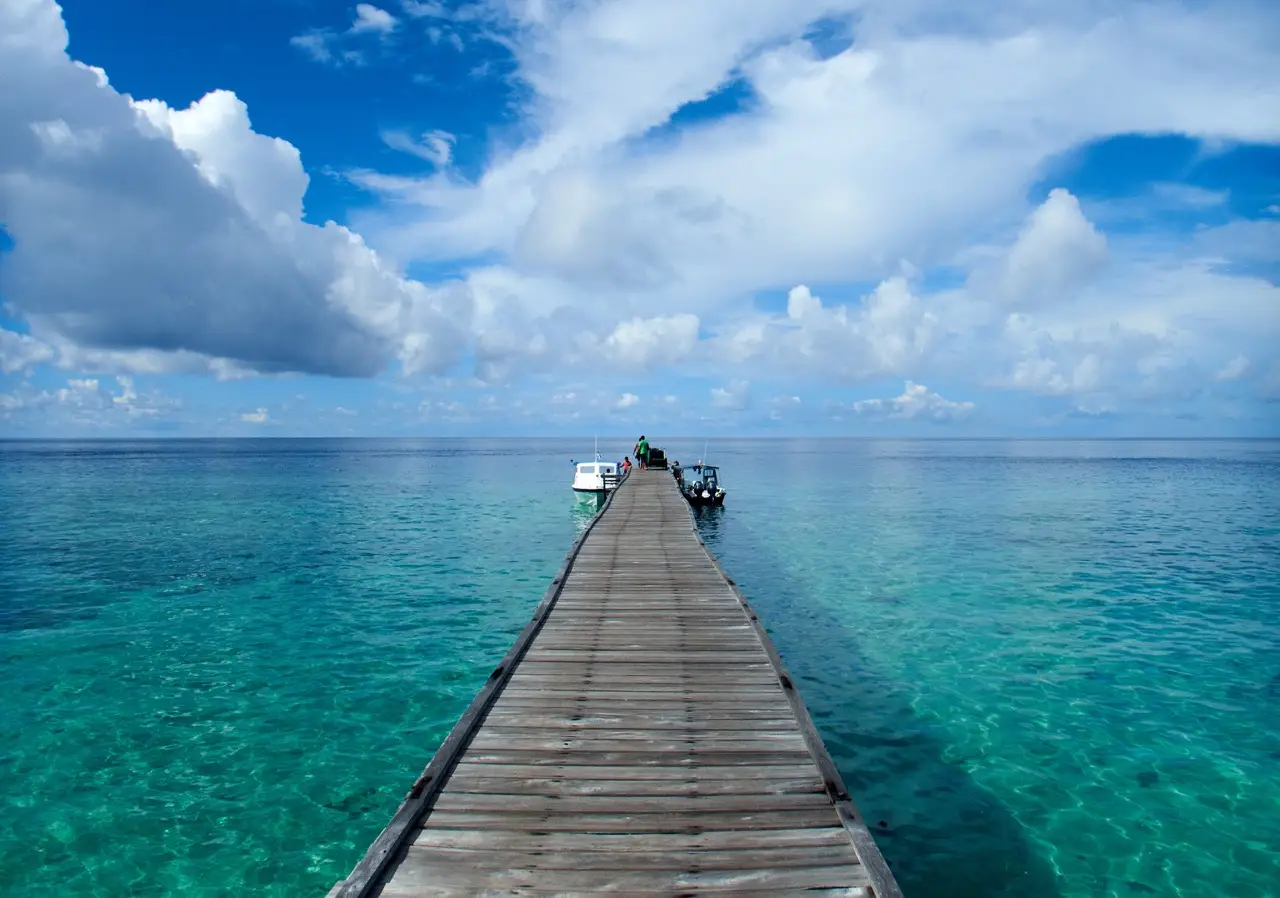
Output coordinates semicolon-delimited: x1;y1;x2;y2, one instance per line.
678;463;726;507
572;459;621;494
572;440;623;494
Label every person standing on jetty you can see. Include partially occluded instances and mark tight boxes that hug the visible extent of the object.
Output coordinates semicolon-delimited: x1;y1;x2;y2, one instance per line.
634;435;650;471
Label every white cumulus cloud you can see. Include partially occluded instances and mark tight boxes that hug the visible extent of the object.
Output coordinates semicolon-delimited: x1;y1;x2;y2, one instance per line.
711;278;937;382
986;188;1109;306
603;314;700;370
351;4;397;34
0;2;470;380
852;381;975;422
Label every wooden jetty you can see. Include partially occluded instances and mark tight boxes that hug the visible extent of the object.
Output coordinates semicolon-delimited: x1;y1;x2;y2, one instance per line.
332;470;901;896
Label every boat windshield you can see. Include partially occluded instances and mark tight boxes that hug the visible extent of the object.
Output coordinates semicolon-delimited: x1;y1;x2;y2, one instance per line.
682;465;721;489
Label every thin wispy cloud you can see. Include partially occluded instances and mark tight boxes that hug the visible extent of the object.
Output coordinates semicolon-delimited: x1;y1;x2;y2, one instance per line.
290;4;398;66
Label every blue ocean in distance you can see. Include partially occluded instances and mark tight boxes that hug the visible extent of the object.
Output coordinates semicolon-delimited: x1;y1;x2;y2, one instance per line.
1;438;1278;897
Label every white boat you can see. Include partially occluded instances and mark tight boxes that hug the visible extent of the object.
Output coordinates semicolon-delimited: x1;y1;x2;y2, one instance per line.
572;458;621;494
572;439;623;494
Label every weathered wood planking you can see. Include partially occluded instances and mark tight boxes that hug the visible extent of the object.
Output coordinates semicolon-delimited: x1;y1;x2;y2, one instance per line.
333;471;902;897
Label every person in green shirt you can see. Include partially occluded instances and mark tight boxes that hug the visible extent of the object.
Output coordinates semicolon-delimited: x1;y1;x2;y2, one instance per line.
634;435;650;470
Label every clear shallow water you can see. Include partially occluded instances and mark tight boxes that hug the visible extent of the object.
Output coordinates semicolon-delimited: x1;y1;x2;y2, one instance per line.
1;439;1278;897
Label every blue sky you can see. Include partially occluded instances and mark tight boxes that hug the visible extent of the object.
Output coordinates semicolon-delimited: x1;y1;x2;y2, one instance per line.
1;0;1278;437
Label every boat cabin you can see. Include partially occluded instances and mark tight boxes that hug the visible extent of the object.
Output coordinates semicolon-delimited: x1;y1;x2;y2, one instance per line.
681;464;720;491
572;460;621;493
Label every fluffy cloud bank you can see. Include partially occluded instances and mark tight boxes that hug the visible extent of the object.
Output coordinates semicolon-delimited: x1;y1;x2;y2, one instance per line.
2;0;1278;429
1;0;468;379
358;0;1280;281
347;0;1277;411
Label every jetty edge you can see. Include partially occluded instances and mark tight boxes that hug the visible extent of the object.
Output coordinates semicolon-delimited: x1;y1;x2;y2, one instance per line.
329;469;903;896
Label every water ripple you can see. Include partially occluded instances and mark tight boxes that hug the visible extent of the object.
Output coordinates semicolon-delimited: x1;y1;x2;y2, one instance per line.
1;438;1277;897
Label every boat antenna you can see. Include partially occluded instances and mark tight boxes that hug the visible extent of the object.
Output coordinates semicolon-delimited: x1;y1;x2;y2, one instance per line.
594;434;600;462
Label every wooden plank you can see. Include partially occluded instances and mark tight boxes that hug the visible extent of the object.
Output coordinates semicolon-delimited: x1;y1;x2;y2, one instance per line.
430;793;835;814
487;703;798;715
529;642;761;649
508;665;779;677
502;680;781;690
525;642;769;651
453;749;817;768
509;667;781;677
477;717;800;730
420;809;848;833
504;675;782;687
509;662;779;671
481;716;798;726
477;716;801;731
467;732;808;749
412;827;851;852
499;689;785;701
524;652;770;662
448;763;823;781
488;695;795;708
532;631;761;638
506;670;781;681
439;777;825;798
464;738;808;755
487;704;798;717
381;853;871;893
392;844;861;871
378;883;871;898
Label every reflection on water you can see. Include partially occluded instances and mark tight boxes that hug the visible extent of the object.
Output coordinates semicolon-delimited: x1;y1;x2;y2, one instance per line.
689;503;726;538
571;491;606;532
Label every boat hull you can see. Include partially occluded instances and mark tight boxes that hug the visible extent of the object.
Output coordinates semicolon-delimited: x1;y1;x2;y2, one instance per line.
682;491;725;508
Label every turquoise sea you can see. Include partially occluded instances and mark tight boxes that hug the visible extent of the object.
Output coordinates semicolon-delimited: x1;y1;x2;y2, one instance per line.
1;439;1277;897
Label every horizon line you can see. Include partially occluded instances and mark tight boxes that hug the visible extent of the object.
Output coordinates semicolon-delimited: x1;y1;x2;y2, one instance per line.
2;436;1278;442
